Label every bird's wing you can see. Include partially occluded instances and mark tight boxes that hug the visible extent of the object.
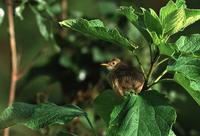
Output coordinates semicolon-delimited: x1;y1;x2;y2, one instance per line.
114;67;144;91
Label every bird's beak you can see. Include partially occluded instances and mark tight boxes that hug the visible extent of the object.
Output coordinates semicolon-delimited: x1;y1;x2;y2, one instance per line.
101;63;109;67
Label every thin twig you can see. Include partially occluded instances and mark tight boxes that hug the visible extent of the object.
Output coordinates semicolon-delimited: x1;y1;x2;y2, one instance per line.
154;58;169;70
134;55;147;79
148;78;174;88
4;0;18;136
148;69;168;89
61;0;68;20
146;55;160;82
60;0;68;37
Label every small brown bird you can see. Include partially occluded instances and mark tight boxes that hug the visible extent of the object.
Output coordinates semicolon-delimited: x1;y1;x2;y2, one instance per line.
101;58;144;96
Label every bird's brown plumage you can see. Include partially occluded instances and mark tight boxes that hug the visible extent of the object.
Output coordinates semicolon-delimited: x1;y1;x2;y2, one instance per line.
101;58;144;96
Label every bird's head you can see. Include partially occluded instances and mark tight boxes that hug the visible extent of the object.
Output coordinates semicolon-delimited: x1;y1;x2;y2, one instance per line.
101;58;121;71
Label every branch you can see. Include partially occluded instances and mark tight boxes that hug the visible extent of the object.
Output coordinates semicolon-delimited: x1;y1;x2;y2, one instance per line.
134;55;147;79
61;0;68;20
147;69;168;89
4;0;18;136
60;0;68;37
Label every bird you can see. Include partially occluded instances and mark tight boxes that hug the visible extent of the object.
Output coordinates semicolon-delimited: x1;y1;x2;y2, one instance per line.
101;58;145;96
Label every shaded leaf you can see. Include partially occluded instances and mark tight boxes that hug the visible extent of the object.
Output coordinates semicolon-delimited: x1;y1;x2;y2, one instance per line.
174;73;200;106
59;18;138;51
0;102;85;129
167;56;200;105
142;8;162;45
158;43;176;56
94;90;122;125
107;91;176;136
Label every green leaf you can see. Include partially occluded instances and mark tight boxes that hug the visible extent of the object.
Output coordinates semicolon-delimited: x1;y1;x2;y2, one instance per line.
167;56;200;105
175;34;200;56
107;91;176;136
174;73;200;106
30;6;49;40
160;0;186;37
143;8;162;35
118;6;138;26
0;102;85;129
160;0;200;37
142;8;162;45
162;8;186;37
118;6;151;42
15;0;28;20
160;0;177;22
184;8;200;29
158;43;176;56
94;90;123;125
59;19;138;51
0;8;5;25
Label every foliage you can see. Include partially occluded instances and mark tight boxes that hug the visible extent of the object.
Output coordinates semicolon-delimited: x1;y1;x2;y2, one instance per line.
0;103;86;129
0;0;200;136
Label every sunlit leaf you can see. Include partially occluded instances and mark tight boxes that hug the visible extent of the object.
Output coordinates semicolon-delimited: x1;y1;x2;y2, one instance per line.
0;8;5;25
175;34;200;56
15;0;28;20
59;18;138;51
107;91;176;136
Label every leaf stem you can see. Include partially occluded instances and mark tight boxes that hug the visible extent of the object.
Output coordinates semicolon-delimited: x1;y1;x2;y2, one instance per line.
134;55;147;79
4;0;18;136
154;58;169;70
85;115;97;136
146;55;160;82
148;69;168;88
148;78;174;88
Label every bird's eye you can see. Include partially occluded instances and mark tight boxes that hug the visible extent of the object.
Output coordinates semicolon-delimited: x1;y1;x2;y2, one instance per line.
112;62;115;65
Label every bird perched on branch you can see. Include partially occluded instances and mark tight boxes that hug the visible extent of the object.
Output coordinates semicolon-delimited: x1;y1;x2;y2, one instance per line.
101;58;144;96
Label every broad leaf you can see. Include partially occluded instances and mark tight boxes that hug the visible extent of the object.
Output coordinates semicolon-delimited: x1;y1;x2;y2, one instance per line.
175;34;200;56
162;8;185;37
142;8;162;45
160;0;200;37
158;43;176;56
184;8;200;29
59;19;138;51
94;90;122;125
167;56;200;105
144;9;162;35
174;73;200;105
105;91;176;136
118;6;151;42
0;102;85;129
160;1;177;22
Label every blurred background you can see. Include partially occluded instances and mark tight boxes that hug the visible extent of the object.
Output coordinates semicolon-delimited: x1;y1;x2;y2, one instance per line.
0;0;200;136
